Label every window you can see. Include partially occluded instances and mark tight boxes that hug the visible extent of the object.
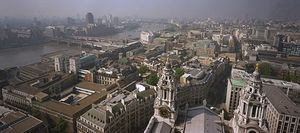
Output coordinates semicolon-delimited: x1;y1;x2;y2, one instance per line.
252;106;257;117
292;118;296;122
285;116;289;121
243;102;246;115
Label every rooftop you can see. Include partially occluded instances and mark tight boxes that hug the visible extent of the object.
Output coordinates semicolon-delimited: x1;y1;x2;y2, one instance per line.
184;106;224;133
231;68;300;90
0;106;43;133
151;121;172;133
4;73;76;96
231;79;247;87
263;85;300;117
76;81;109;92
34;82;108;117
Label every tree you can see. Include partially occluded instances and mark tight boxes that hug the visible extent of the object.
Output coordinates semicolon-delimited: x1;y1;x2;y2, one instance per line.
259;63;273;76
31;108;41;118
174;68;185;80
245;63;255;73
284;74;300;83
146;73;159;86
138;65;149;76
51;117;67;133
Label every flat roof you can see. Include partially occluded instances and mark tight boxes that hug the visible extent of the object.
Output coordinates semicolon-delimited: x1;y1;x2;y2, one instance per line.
231;68;300;90
76;81;109;91
5;73;76;96
231;79;247;87
7;115;43;133
263;85;300;117
35;89;107;117
0;110;43;133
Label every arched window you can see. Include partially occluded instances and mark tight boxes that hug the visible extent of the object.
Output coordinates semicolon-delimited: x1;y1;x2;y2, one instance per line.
248;130;257;133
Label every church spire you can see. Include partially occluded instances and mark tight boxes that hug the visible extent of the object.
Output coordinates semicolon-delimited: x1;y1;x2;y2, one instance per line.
253;63;260;75
165;56;171;70
250;63;262;90
152;56;178;125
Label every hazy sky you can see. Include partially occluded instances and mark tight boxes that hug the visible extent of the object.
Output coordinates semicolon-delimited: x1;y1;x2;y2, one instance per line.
0;0;299;19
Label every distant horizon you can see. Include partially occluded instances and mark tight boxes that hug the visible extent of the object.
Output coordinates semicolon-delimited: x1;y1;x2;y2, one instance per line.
0;0;299;20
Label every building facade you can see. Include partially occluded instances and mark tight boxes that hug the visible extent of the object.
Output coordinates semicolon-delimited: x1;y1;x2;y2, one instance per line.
227;66;300;133
140;31;154;44
225;69;248;113
55;55;70;73
76;84;156;133
86;12;94;24
263;85;300;133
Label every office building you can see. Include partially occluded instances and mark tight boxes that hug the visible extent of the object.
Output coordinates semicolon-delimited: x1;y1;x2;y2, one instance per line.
226;66;300;133
263;85;300;133
86;12;94;24
273;34;285;51
282;42;300;56
140;31;154;44
225;68;300;114
76;83;156;133
55;55;71;73
94;64;138;86
188;30;205;39
186;40;218;57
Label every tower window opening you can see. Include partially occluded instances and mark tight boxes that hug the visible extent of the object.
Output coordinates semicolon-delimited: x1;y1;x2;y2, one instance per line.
252;106;257;117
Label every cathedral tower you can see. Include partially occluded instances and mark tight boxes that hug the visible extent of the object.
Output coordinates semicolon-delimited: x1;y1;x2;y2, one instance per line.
153;57;178;126
231;64;268;133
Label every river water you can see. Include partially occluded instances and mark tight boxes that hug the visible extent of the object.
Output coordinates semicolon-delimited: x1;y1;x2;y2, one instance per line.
0;44;81;69
0;23;168;69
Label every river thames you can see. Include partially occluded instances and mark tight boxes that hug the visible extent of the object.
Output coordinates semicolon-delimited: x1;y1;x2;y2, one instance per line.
0;43;82;69
0;23;168;69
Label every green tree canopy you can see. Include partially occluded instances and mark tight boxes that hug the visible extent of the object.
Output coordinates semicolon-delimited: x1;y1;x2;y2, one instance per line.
146;73;159;86
174;68;185;80
138;65;149;76
245;63;255;73
259;63;273;76
51;117;67;133
284;74;300;83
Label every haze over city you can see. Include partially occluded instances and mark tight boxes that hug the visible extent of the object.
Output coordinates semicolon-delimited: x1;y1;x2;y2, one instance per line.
0;0;300;19
1;0;300;133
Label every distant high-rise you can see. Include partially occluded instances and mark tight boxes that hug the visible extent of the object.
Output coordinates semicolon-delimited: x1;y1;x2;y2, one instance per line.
85;12;94;24
273;34;285;51
67;17;75;25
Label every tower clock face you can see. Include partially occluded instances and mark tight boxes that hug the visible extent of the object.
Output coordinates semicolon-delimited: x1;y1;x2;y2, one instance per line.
159;106;171;118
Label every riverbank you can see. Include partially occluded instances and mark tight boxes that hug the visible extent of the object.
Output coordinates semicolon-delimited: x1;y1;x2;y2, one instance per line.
0;42;81;69
0;40;50;50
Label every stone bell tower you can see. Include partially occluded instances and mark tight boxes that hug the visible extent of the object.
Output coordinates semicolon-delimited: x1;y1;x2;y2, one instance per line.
231;64;268;133
153;57;178;126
